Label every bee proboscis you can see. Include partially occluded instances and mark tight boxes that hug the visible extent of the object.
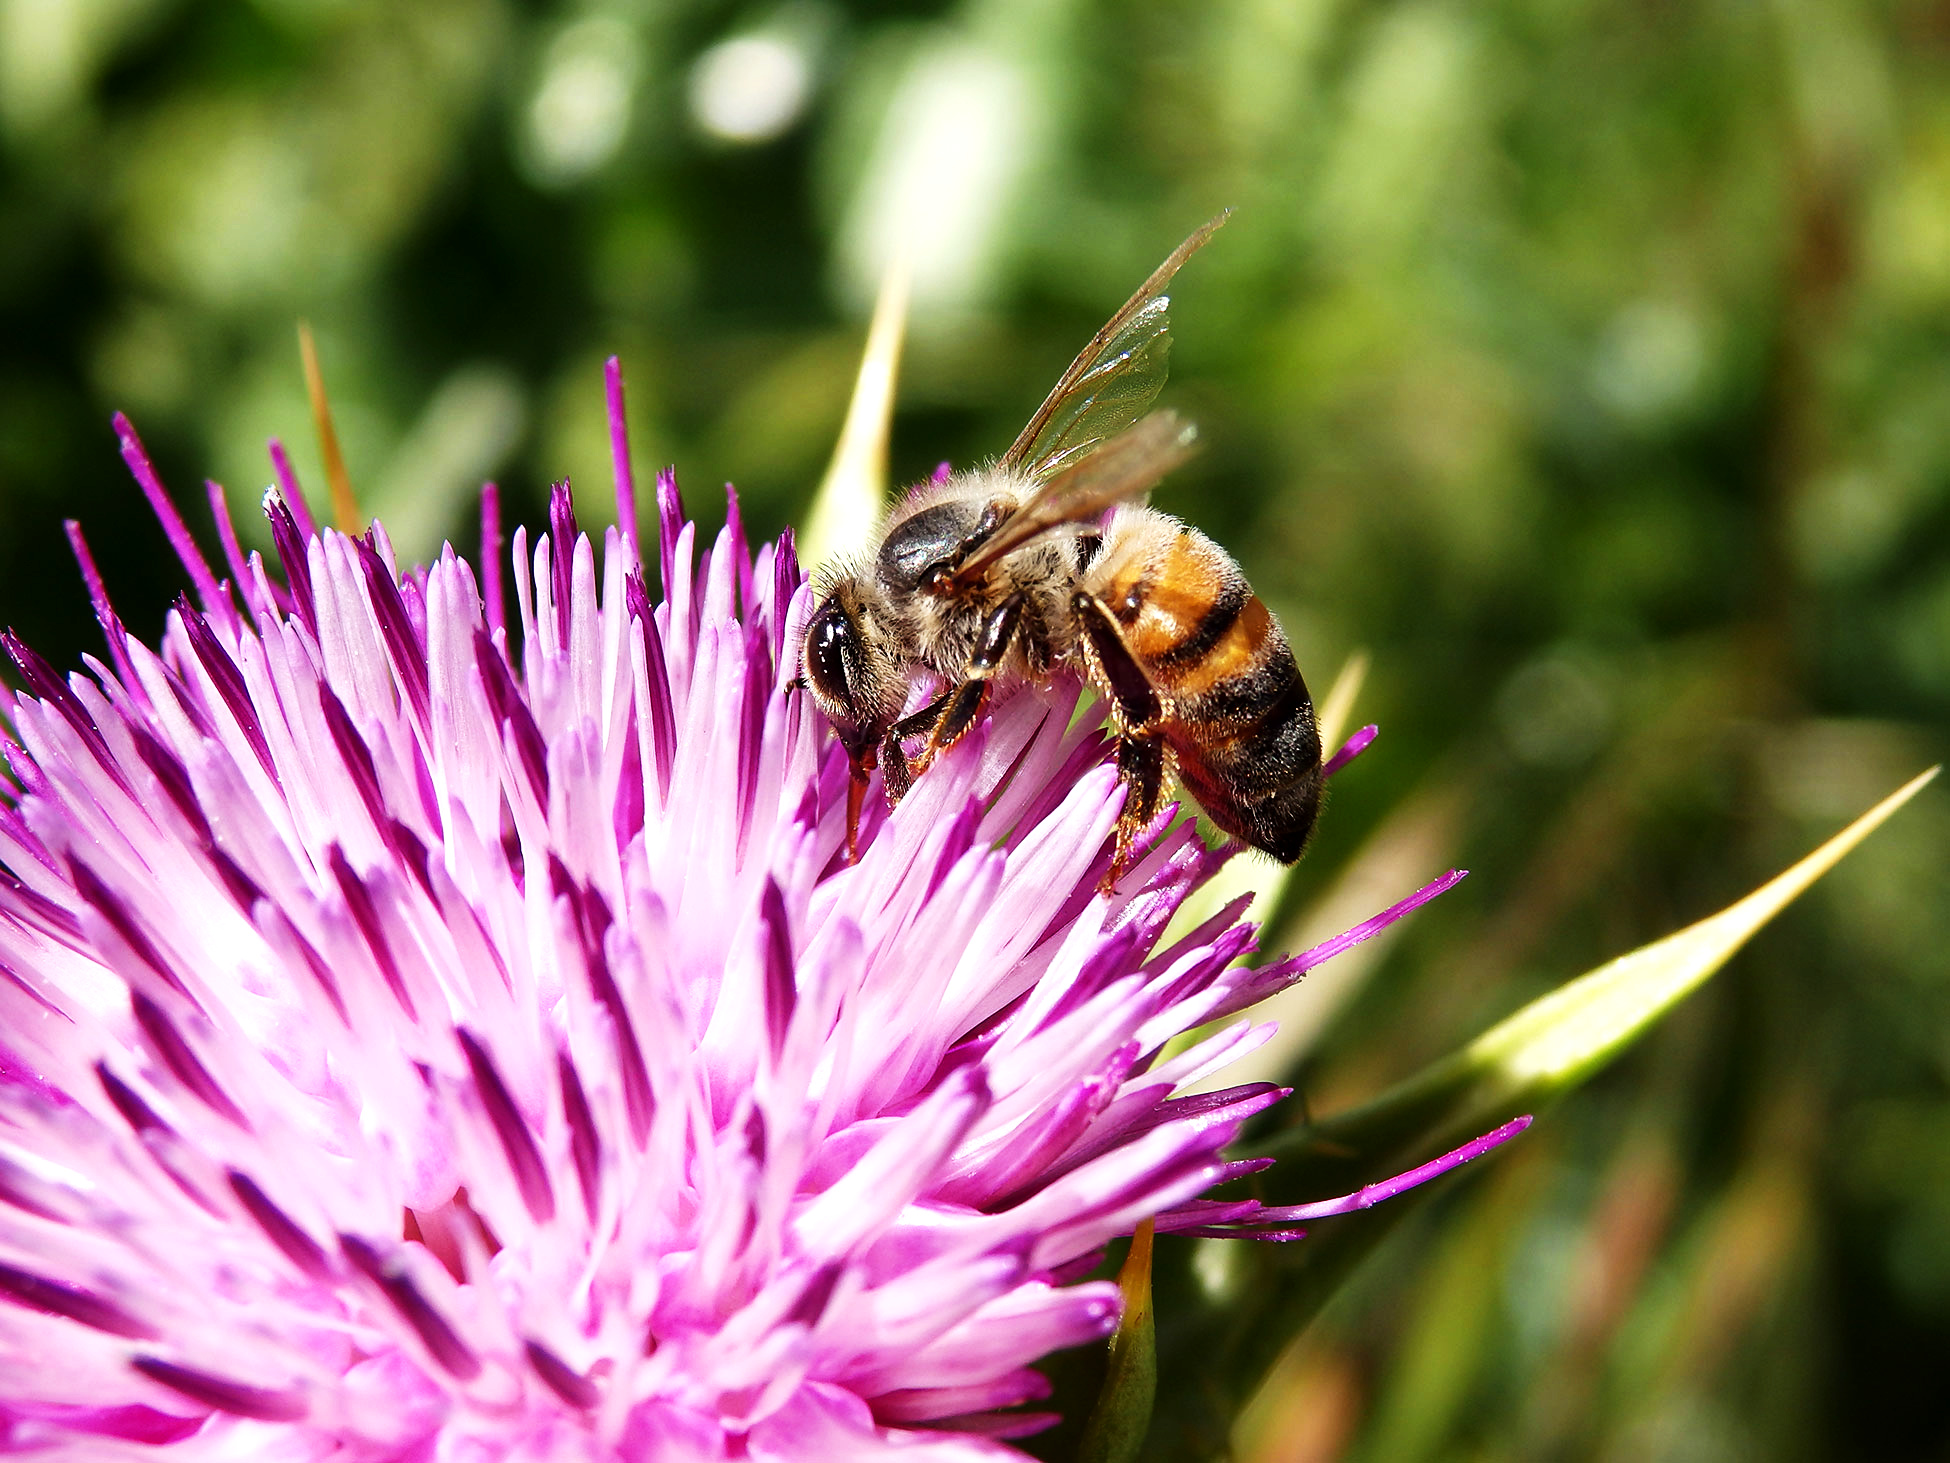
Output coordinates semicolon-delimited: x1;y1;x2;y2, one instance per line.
802;213;1322;882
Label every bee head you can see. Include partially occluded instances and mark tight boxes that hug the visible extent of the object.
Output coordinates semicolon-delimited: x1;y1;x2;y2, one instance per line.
801;576;901;754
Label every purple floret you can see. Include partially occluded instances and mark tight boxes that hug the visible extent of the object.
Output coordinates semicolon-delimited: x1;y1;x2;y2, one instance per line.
0;364;1507;1459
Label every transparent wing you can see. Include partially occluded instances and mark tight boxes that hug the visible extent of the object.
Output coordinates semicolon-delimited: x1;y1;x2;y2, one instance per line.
1000;213;1229;482
952;412;1199;585
1008;296;1174;482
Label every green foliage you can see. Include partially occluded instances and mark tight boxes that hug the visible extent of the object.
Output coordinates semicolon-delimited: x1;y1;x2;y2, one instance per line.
1138;772;1929;1460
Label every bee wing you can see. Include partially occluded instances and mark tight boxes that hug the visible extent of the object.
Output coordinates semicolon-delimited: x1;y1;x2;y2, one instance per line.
999;213;1229;482
952;411;1199;584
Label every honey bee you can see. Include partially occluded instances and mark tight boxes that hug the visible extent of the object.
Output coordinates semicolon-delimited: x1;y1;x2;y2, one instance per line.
802;214;1322;881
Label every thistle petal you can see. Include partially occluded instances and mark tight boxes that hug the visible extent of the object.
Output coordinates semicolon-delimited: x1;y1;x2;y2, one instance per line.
0;411;1479;1458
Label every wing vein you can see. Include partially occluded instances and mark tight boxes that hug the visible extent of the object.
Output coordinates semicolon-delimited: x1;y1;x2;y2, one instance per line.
999;213;1230;478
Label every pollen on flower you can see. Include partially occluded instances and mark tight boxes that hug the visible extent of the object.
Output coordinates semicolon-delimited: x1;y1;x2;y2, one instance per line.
0;371;1485;1459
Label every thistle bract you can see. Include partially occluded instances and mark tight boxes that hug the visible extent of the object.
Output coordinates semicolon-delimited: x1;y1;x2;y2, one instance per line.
0;399;1468;1459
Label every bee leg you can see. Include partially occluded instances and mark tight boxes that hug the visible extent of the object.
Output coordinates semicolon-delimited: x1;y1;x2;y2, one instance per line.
882;691;953;803
1071;591;1169;892
914;680;990;775
881;738;913;803
1107;732;1167;890
914;592;1025;773
969;591;1027;677
1071;592;1162;729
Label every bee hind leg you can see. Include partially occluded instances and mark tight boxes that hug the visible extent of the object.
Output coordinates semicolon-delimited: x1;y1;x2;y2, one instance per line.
1070;590;1170;892
1105;731;1167;892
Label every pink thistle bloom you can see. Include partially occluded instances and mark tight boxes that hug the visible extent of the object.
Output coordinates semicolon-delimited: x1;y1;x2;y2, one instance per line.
0;377;1513;1459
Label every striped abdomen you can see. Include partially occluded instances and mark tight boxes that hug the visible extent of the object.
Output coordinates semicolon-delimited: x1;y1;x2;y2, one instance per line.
1082;514;1322;862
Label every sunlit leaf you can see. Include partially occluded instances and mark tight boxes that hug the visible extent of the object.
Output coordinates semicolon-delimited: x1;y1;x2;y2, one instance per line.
799;248;910;568
1270;766;1939;1169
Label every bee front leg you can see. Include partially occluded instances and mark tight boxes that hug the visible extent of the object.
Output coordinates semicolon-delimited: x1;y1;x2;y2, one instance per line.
882;690;953;803
881;736;915;803
910;679;993;779
913;592;1025;775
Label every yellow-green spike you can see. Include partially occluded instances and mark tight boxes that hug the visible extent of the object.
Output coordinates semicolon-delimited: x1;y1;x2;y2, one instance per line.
1314;648;1369;756
298;320;362;533
800;248;911;568
1280;765;1942;1163
1454;765;1939;1105
1078;1218;1158;1463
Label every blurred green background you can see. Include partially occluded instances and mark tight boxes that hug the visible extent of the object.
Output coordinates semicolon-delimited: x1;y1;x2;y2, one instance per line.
3;0;1947;1457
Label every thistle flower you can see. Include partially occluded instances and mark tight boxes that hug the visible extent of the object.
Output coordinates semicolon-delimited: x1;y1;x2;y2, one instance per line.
0;376;1512;1459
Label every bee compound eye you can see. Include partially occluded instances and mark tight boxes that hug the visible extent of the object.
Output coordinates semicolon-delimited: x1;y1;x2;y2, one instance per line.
804;601;861;710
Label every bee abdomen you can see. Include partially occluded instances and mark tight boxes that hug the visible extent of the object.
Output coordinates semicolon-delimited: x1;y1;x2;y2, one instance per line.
1107;530;1267;696
1176;650;1316;765
1170;648;1323;862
